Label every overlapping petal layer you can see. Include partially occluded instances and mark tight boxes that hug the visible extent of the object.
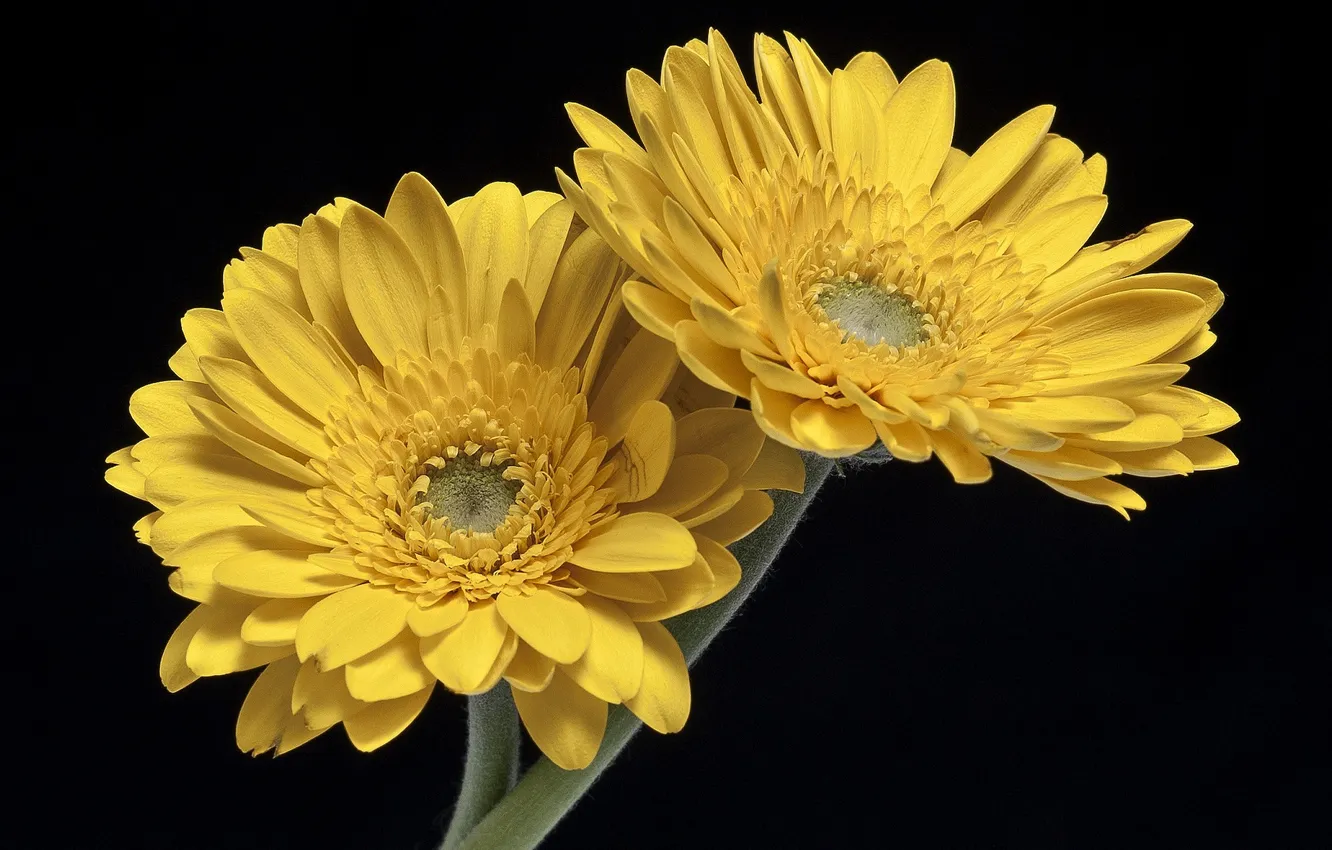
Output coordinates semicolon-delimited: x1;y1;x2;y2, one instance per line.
562;30;1236;515
108;174;803;767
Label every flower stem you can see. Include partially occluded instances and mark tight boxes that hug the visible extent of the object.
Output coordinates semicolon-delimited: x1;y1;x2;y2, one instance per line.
440;454;835;850
439;682;522;850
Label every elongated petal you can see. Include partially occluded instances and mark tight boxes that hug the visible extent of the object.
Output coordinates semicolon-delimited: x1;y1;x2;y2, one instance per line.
344;687;432;752
563;594;644;703
419;601;508;693
235;656;302;754
496;590;592;664
345;630;435;702
215;550;363;598
295;584;412;670
624;621;690;734
570;512;696;573
339;205;429;365
459;182;528;332
880;59;955;192
512;670;608;770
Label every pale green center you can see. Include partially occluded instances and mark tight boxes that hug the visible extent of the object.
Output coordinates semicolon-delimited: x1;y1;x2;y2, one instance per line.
423;456;522;532
815;278;925;347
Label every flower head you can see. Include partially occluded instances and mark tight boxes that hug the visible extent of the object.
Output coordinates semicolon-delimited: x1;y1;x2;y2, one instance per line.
106;174;802;768
560;30;1237;516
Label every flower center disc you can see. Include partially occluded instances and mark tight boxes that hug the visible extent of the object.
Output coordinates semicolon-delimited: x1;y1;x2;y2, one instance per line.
423;455;522;533
815;278;926;347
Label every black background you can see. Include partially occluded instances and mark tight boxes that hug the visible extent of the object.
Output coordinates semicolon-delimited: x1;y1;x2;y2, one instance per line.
15;5;1312;849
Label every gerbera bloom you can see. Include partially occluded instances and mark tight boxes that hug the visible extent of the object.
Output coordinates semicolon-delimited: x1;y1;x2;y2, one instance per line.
105;174;803;768
559;30;1237;516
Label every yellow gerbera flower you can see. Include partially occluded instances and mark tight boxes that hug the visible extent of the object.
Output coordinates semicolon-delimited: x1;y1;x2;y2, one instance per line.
105;173;803;769
559;30;1238;516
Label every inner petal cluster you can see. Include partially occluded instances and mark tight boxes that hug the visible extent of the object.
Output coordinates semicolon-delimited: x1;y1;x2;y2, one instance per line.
725;151;1048;395
311;344;616;607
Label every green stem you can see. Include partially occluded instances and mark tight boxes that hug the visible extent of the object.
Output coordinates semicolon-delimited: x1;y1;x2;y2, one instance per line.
439;682;522;850
441;454;835;850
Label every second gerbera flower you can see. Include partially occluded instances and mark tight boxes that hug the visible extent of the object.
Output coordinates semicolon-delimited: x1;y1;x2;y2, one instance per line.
559;30;1238;516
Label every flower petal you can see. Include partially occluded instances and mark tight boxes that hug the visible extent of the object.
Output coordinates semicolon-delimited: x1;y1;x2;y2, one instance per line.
512;670;608;770
790;399;877;457
496;589;592;665
880;59;955;192
215;550;363;598
235;656;301;755
345;630;435;702
459;182;528;332
419;601;508;693
569;512;697;573
295;584;413;670
563;594;644;703
1044;290;1206;374
624;621;690;734
344;686;432;752
693;490;774;546
339;205;429;365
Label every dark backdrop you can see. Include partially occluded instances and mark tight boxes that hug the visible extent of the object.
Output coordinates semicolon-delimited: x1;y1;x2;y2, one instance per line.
15;4;1311;849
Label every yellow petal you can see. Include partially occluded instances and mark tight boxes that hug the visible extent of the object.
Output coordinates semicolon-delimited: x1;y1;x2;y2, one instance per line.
1018;364;1189;399
186;397;323;487
624;621;690;734
844;50;898;105
129;381;212;437
693;533;742;607
225;252;309;318
339;205;429;365
187;605;293;676
168;343;203;382
588;328;679;446
675;320;751;397
406;594;468;637
221;288;357;422
1035;475;1145;519
1110;447;1194;478
512;670;608;770
1044;290;1207;374
496;279;537;362
1175;436;1238;470
567;102;654;170
830;68;882;183
744;349;828;399
570;568;667;604
419;601;508;693
748;379;804;448
1065;413;1185;452
105;464;146;499
739;439;806;492
496;589;592;665
571;512;697;573
1011;195;1108;275
937;105;1055;221
675;407;766;481
344;686;432;752
756;34;819;153
880;59;955;192
459;182;528;332
693;490;774;546
524;200;576;313
691;299;780;358
295;584;413;670
235;656;301;755
621;280;691;341
296;213;377;368
504;640;557;693
215;550;363;598
1032;220;1194;312
790;399;877;457
242;597;319;646
982;135;1097;228
614;400;676;502
149;499;257;558
345;630;435;702
874;419;933;462
629;454;729;517
1001;445;1122;481
143;453;310;511
563;595;644;703
292;659;364;728
182;307;248;366
535;228;621;370
198;356;330;459
969;408;1063;453
991;395;1136;433
160;606;209;692
384;172;467;325
931;430;992;484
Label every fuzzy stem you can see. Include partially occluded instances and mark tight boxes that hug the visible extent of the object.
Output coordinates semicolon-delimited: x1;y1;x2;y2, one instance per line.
439;683;522;850
440;454;835;850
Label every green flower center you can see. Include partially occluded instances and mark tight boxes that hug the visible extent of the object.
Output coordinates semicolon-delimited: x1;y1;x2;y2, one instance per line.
815;278;925;347
422;455;522;533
